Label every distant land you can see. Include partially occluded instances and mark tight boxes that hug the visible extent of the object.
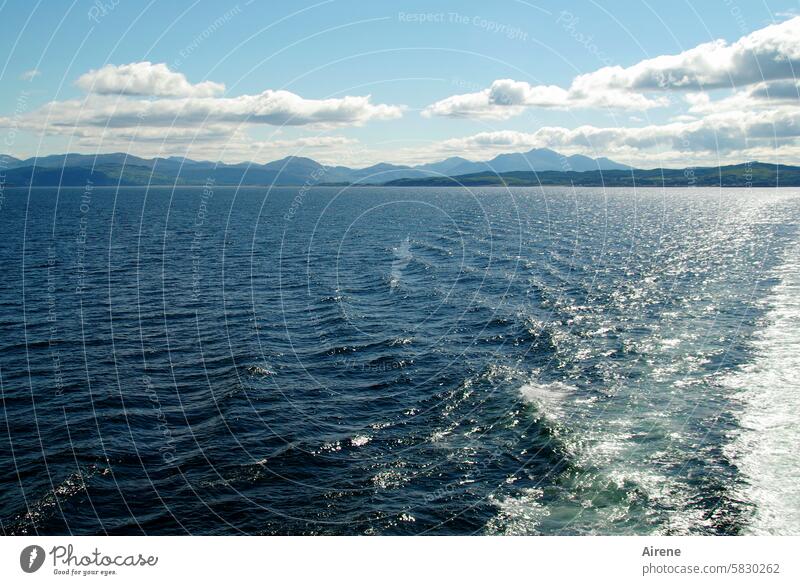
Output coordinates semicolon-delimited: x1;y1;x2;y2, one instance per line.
0;148;628;187
1;149;798;188
381;162;800;188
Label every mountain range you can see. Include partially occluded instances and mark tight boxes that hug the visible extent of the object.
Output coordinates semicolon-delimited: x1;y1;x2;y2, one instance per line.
1;149;796;187
0;148;629;187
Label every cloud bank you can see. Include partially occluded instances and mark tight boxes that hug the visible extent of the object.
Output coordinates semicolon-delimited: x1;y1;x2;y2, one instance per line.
424;16;800;119
0;61;403;161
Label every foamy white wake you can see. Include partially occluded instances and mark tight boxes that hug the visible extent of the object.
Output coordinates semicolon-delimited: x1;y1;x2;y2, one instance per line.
518;381;574;425
725;241;800;535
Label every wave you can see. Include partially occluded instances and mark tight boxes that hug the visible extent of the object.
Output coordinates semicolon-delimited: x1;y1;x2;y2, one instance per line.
5;464;109;534
247;364;275;377
518;381;575;426
491;377;707;535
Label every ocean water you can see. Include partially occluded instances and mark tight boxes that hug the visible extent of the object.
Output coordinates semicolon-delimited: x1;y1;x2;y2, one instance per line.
0;185;798;535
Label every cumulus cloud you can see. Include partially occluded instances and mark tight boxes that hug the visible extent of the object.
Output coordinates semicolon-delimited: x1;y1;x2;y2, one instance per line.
575;16;800;92
683;79;800;116
424;17;800;119
424;105;800;165
749;80;800;99
1;61;403;145
9;91;402;132
75;62;225;97
0;61;403;163
423;78;664;119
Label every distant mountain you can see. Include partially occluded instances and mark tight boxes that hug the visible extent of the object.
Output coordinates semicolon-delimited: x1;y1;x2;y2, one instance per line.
414;156;473;175
383;162;800;188
0;154;22;168
437;148;630;176
0;154;333;187
330;149;629;182
2;150;787;188
338;162;425;183
0;147;630;187
4;152;150;169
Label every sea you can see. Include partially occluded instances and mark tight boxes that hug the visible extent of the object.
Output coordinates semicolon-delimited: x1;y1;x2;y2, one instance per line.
0;185;798;535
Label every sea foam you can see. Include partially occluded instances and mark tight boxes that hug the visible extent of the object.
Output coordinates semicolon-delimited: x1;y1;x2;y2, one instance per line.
724;242;800;534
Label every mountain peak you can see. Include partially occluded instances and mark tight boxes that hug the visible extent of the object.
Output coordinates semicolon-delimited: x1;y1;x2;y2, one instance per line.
0;147;631;186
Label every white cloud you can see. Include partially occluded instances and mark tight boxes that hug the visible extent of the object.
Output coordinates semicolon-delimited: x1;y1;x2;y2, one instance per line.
0;61;403;164
1;61;403;147
423;78;665;119
574;16;800;92
685;80;800;115
11;91;402;132
421;85;527;120
75;62;225;97
424;17;800;119
416;105;800;166
749;79;800;99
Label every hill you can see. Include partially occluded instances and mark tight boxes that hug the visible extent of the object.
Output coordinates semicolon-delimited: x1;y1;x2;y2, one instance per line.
382;163;800;188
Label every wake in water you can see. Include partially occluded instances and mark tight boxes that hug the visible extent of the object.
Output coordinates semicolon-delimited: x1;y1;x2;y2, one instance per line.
484;196;800;536
724;242;800;534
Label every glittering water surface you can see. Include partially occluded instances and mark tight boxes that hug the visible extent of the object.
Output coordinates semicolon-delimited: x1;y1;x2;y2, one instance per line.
1;186;798;535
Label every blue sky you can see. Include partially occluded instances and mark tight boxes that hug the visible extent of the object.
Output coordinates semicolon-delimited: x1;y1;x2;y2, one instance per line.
1;0;799;167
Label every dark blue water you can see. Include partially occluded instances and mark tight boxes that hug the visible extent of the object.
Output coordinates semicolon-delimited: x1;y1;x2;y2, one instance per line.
1;185;798;535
